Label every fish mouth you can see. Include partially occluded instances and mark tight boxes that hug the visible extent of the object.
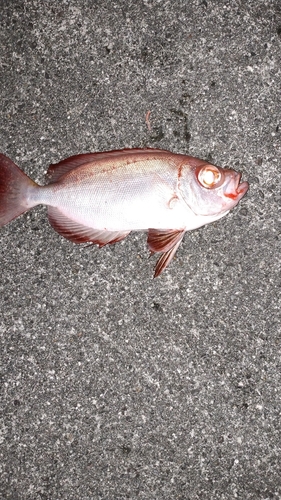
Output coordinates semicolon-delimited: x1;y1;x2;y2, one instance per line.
224;171;249;201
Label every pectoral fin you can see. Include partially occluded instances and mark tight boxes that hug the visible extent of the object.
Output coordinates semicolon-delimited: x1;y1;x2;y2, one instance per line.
147;229;185;277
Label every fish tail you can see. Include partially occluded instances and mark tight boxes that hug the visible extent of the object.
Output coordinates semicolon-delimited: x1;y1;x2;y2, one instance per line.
0;153;39;227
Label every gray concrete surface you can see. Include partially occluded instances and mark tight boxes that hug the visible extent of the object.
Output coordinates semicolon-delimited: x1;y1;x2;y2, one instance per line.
0;0;280;499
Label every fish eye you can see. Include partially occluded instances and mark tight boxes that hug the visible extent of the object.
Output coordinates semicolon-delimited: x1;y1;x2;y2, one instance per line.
198;165;222;189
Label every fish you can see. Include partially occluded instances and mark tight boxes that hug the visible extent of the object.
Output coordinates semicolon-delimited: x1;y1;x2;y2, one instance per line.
0;148;248;277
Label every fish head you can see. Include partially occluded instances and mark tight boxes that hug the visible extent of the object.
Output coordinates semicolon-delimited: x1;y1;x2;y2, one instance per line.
181;159;249;216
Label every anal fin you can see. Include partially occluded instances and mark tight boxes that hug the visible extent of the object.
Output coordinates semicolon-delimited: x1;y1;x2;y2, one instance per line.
48;207;130;246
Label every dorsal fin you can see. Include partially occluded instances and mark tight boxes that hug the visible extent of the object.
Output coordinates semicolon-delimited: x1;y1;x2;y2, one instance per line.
46;154;102;183
46;148;170;184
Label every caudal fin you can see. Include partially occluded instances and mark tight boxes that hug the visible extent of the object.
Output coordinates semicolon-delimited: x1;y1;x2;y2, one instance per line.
0;153;39;227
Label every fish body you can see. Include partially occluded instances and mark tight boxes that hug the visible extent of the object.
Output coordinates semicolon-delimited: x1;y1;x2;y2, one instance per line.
0;148;248;276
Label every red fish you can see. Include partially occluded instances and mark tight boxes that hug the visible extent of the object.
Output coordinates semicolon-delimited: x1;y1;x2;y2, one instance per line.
0;148;248;276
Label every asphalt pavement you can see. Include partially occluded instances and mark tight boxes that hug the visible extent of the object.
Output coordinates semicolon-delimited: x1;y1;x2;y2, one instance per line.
0;1;281;499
